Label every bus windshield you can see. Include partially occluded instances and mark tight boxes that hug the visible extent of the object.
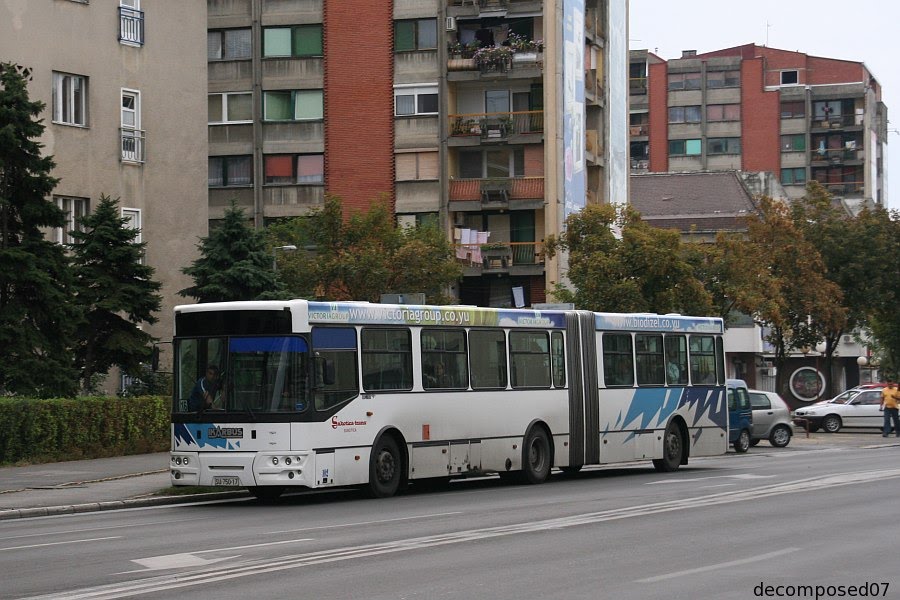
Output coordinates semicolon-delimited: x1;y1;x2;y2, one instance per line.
175;336;310;414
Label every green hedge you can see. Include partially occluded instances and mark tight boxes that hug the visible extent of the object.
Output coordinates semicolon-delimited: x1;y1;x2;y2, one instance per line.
0;396;170;465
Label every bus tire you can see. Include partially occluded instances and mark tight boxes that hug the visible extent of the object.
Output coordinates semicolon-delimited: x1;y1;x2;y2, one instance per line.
652;421;684;472
733;429;751;453
522;426;552;484
248;486;285;502
368;435;403;498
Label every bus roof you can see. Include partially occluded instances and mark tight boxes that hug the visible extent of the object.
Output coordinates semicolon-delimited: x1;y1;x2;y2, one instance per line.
175;300;723;334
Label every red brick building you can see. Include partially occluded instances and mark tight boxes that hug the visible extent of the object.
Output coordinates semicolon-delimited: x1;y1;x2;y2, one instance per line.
629;44;888;212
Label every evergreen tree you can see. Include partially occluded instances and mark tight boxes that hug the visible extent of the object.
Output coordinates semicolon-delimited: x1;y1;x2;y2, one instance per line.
179;203;280;302
0;63;79;397
70;195;162;393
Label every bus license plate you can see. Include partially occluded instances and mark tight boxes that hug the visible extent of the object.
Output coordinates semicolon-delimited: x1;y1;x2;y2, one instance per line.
213;476;241;486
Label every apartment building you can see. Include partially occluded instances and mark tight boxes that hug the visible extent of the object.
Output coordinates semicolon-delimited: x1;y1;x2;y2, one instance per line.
0;0;208;379
629;44;888;213
208;0;629;307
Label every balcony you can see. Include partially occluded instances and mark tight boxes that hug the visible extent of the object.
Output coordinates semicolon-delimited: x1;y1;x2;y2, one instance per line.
447;48;542;81
120;129;145;163
447;0;543;18
449;177;544;210
629;77;648;96
119;6;144;46
629;125;649;137
811;114;864;130
810;147;864;165
454;241;545;276
814;181;865;196
585;69;603;104
448;110;543;145
630;159;649;173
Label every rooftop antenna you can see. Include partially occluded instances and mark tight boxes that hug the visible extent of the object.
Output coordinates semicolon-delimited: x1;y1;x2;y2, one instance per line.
765;20;771;46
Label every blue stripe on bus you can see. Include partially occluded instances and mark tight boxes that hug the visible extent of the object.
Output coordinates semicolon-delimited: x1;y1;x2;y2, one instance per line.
313;327;357;349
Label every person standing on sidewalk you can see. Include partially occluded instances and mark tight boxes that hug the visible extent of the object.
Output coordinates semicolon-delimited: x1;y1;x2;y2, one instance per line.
880;381;900;437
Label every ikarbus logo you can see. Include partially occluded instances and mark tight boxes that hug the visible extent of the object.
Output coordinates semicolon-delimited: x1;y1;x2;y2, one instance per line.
208;427;243;439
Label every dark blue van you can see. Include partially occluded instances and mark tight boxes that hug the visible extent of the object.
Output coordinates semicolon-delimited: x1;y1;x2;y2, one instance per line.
727;379;753;452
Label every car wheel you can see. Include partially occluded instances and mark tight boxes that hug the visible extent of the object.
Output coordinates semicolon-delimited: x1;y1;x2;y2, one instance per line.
822;415;842;433
749;439;760;447
653;421;684;472
769;425;791;448
733;429;750;453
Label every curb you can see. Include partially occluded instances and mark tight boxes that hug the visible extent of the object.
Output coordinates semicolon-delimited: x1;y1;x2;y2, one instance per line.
0;490;250;521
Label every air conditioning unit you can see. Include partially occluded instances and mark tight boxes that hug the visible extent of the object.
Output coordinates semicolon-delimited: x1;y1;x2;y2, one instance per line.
445;16;457;31
842;335;853;344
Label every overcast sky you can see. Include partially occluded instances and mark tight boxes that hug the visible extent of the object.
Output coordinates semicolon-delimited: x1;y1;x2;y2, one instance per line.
629;0;899;211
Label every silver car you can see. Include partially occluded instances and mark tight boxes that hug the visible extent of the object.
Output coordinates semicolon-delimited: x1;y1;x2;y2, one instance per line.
748;390;794;447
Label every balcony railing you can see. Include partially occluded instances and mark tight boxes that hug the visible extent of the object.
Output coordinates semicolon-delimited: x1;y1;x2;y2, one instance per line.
630;159;649;172
629;77;648;95
453;241;545;269
447;47;542;76
811;114;864;129
814;181;865;196
121;128;145;163
811;147;864;163
629;125;649;136
119;6;144;46
449;177;544;202
449;110;543;139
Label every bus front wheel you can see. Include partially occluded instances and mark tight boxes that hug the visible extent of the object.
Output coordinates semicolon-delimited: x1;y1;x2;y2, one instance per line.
522;427;552;484
368;435;403;498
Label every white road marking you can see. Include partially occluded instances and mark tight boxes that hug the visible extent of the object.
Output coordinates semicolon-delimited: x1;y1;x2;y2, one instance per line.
646;473;775;485
0;536;122;552
0;518;207;542
28;468;900;599
698;483;735;489
635;548;801;583
123;538;315;573
269;511;463;534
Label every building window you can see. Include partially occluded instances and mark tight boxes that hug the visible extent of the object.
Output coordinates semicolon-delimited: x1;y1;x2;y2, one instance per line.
706;70;740;88
780;101;805;119
667;72;701;91
396;151;439;181
208;29;251;60
780;134;806;152
707;104;740;122
208;156;252;187
394;19;437;52
54;196;89;245
707;137;741;155
263;25;323;58
120;89;144;163
263;90;323;121
780;70;799;85
208;92;253;124
118;0;143;46
781;167;807;186
459;147;525;178
667;105;701;124
263;154;324;184
394;85;438;116
668;139;701;156
52;72;88;126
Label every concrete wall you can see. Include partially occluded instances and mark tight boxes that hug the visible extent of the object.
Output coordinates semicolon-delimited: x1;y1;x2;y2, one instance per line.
1;0;208;379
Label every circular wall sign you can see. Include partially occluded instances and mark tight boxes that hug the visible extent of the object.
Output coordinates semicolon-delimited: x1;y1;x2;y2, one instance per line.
789;367;825;402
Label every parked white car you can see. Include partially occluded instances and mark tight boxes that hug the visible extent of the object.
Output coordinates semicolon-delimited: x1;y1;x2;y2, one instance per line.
748;390;793;447
792;389;885;433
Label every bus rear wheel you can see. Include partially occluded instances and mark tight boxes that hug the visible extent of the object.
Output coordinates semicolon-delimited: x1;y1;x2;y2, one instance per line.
652;421;684;472
522;427;552;484
368;435;403;498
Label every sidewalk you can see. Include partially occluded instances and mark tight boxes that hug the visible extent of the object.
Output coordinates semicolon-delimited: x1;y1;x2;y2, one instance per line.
0;452;247;520
0;430;895;520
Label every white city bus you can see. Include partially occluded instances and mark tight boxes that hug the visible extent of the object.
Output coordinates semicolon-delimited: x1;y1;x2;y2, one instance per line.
170;300;727;499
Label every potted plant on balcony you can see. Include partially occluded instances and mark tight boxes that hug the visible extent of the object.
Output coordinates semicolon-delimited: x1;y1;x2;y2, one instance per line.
473;45;513;74
508;33;543;63
447;41;478;71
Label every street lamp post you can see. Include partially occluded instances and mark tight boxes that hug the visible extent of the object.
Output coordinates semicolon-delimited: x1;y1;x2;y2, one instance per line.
815;341;827;399
272;244;297;271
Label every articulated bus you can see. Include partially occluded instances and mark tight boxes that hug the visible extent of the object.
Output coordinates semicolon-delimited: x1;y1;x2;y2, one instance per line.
170;300;728;499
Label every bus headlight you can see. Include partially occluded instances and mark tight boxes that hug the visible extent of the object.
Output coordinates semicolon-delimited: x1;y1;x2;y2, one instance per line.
285;457;292;466
272;457;279;465
182;457;189;466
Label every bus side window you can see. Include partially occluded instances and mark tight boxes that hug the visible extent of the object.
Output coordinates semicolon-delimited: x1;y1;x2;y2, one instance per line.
469;330;507;389
689;335;717;384
635;334;664;386
312;327;359;410
361;328;413;391
421;329;468;390
603;333;634;387
551;331;566;388
509;331;550;388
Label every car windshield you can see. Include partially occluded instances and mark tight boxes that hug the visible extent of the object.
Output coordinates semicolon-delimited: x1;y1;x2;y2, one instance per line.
827;390;858;404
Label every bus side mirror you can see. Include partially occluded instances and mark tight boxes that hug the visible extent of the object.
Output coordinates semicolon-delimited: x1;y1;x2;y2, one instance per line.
315;356;335;386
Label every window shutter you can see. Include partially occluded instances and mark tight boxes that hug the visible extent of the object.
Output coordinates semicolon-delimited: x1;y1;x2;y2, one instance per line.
395;154;417;181
418;152;438;179
265;155;293;178
297;155;324;182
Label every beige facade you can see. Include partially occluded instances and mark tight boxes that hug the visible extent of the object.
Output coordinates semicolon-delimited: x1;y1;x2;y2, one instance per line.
1;0;208;383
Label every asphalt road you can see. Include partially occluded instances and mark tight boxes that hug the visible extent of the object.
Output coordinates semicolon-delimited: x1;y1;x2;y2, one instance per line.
3;440;899;600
